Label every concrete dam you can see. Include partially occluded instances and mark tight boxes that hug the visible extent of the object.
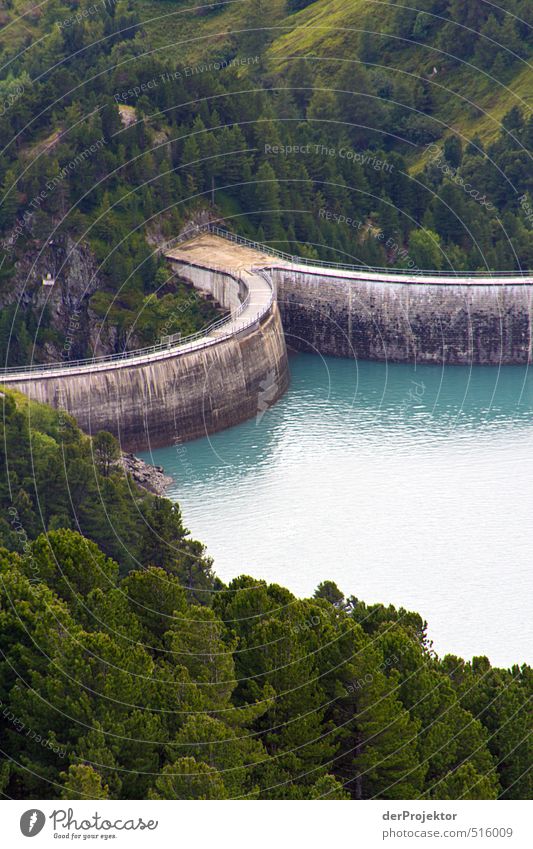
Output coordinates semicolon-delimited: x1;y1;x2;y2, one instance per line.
1;230;532;450
0;235;290;451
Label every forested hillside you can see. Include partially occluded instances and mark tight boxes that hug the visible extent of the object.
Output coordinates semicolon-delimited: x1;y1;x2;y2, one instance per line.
0;1;532;366
0;388;216;587
0;388;531;800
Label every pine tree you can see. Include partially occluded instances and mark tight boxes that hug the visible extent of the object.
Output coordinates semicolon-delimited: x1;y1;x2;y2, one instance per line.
408;229;443;269
150;758;229;799
60;765;110;800
252;161;281;234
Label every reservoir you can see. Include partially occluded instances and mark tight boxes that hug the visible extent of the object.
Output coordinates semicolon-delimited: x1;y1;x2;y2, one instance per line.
140;353;533;668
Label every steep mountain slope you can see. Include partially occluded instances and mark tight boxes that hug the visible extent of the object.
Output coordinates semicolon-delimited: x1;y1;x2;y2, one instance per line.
138;0;533;153
266;0;533;154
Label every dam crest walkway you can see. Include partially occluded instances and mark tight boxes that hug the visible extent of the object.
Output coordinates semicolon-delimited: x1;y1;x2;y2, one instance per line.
1;229;531;384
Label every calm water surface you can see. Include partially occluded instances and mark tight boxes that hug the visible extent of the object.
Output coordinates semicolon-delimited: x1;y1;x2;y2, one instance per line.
140;354;533;668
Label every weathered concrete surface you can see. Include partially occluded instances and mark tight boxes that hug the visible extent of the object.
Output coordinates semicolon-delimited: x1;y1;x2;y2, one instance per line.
165;233;288;275
2;302;289;450
274;268;533;364
166;235;533;364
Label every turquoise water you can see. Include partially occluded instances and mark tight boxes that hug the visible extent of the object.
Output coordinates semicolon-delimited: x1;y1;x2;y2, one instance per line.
140;354;533;667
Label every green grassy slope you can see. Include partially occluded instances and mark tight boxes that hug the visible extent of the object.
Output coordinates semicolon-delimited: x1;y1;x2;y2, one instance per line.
264;0;533;156
137;0;532;161
3;0;531;159
137;0;288;65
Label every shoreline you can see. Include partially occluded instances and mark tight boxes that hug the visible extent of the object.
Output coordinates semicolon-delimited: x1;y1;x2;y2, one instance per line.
121;452;172;496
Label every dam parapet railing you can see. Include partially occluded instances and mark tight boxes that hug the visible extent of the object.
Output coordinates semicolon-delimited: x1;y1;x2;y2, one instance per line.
2;225;532;383
0;262;275;381
172;224;531;282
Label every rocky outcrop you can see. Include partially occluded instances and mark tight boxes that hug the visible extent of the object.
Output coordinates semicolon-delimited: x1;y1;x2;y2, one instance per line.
120;453;172;495
0;234;117;361
3;213;222;364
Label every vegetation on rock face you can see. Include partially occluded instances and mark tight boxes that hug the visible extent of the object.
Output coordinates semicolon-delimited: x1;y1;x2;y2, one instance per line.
0;389;531;800
0;1;532;365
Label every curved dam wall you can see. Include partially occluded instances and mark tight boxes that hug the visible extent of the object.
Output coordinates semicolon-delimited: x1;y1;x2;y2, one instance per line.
273;266;533;365
2;232;531;454
1;259;290;451
172;261;247;311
